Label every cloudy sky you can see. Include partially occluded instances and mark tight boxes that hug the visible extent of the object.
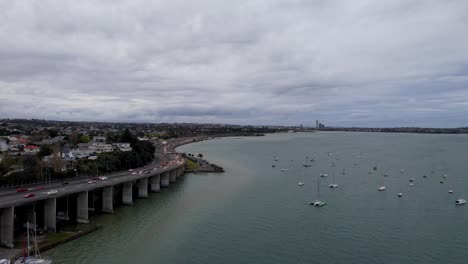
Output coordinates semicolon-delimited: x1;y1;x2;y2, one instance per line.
1;0;468;127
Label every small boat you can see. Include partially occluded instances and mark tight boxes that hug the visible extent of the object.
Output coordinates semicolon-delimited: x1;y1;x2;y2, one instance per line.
303;157;311;167
280;169;288;172
272;165;276;167
443;174;447;178
383;173;389;177
309;200;327;207
373;166;377;171
409;183;415;186
423;175;427;178
329;184;338;189
448;190;454;194
397;192;403;197
320;173;328;177
409;178;415;182
400;169;405;173
440;180;444;184
309;174;326;207
15;222;52;264
273;156;279;161
378;186;386;191
330;162;335;166
455;199;466;205
298;182;304;186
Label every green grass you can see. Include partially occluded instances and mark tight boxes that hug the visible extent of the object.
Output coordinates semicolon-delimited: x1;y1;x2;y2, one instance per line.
185;158;199;170
44;232;76;244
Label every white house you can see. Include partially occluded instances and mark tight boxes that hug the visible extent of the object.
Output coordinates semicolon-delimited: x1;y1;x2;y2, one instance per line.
113;143;132;152
0;139;9;151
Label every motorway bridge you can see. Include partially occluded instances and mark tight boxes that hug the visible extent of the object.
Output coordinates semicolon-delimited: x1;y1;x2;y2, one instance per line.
0;138;193;248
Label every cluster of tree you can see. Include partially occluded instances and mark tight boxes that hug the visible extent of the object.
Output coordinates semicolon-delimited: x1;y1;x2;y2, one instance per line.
0;129;155;185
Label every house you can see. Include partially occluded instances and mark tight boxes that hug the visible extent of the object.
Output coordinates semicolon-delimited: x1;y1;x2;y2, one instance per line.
92;136;107;143
70;149;94;159
0;139;9;151
78;142;113;153
113;143;132;152
24;145;40;155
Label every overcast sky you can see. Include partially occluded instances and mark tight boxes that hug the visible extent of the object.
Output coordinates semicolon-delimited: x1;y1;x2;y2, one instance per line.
1;0;468;127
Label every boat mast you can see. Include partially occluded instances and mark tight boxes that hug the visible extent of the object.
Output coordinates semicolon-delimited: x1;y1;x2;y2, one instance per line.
317;174;320;200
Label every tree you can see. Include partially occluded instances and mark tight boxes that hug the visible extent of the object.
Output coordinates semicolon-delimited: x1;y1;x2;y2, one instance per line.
79;135;91;143
120;128;137;144
38;145;53;158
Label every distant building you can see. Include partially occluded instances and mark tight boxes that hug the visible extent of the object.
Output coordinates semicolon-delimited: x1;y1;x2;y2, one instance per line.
0;139;9;151
92;136;107;143
78;142;113;153
315;120;325;129
112;143;132;152
24;145;40;155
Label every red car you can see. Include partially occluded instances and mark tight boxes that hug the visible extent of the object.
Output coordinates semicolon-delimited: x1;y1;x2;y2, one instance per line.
16;188;27;193
24;193;35;198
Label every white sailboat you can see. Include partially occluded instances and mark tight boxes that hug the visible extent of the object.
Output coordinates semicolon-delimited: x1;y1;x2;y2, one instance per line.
303;156;311;167
14;222;52;264
329;169;338;189
309;174;326;207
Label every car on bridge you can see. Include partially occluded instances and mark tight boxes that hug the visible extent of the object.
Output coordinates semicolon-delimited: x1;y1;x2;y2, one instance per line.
47;190;58;195
16;188;27;193
24;193;35;198
98;176;108;181
87;180;96;184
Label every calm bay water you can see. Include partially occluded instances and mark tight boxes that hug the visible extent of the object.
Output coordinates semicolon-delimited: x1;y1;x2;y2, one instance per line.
46;132;468;264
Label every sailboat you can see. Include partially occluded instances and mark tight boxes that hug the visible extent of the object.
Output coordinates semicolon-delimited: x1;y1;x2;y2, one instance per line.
303;156;311;167
273;156;279;161
15;222;52;264
309;174;327;207
329;169;338;189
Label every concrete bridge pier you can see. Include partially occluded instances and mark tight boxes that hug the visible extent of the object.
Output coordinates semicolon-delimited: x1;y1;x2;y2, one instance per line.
26;204;37;226
161;172;170;187
138;178;149;198
77;191;89;223
123;182;133;205
0;206;14;248
150;174;160;192
169;170;177;183
177;167;184;178
44;198;57;232
102;186;114;213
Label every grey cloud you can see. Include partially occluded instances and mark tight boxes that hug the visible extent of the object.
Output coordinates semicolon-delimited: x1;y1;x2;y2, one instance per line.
1;0;468;127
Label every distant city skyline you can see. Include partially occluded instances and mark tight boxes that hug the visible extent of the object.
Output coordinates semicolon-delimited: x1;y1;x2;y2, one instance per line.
1;1;468;127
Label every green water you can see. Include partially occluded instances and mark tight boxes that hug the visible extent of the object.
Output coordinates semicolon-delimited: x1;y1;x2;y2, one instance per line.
46;132;468;263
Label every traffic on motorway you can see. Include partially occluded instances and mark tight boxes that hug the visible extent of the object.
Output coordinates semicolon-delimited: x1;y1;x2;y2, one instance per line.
0;138;193;207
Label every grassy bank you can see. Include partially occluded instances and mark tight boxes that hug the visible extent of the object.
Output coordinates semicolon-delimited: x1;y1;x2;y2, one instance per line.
184;158;199;170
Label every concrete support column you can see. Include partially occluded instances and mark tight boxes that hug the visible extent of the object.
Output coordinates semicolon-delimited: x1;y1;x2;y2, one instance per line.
150;174;160;192
178;167;184;178
138;178;149;198
26;204;36;226
0;206;14;248
169;170;177;183
102;186;114;213
122;182;133;205
161;172;170;187
44;198;56;232
77;191;89;224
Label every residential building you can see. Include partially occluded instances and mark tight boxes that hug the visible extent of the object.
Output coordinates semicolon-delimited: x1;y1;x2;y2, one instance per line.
24;145;40;155
113;142;132;152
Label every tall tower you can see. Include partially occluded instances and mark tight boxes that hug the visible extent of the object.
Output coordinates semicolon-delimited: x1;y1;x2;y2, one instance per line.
316;120;319;129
